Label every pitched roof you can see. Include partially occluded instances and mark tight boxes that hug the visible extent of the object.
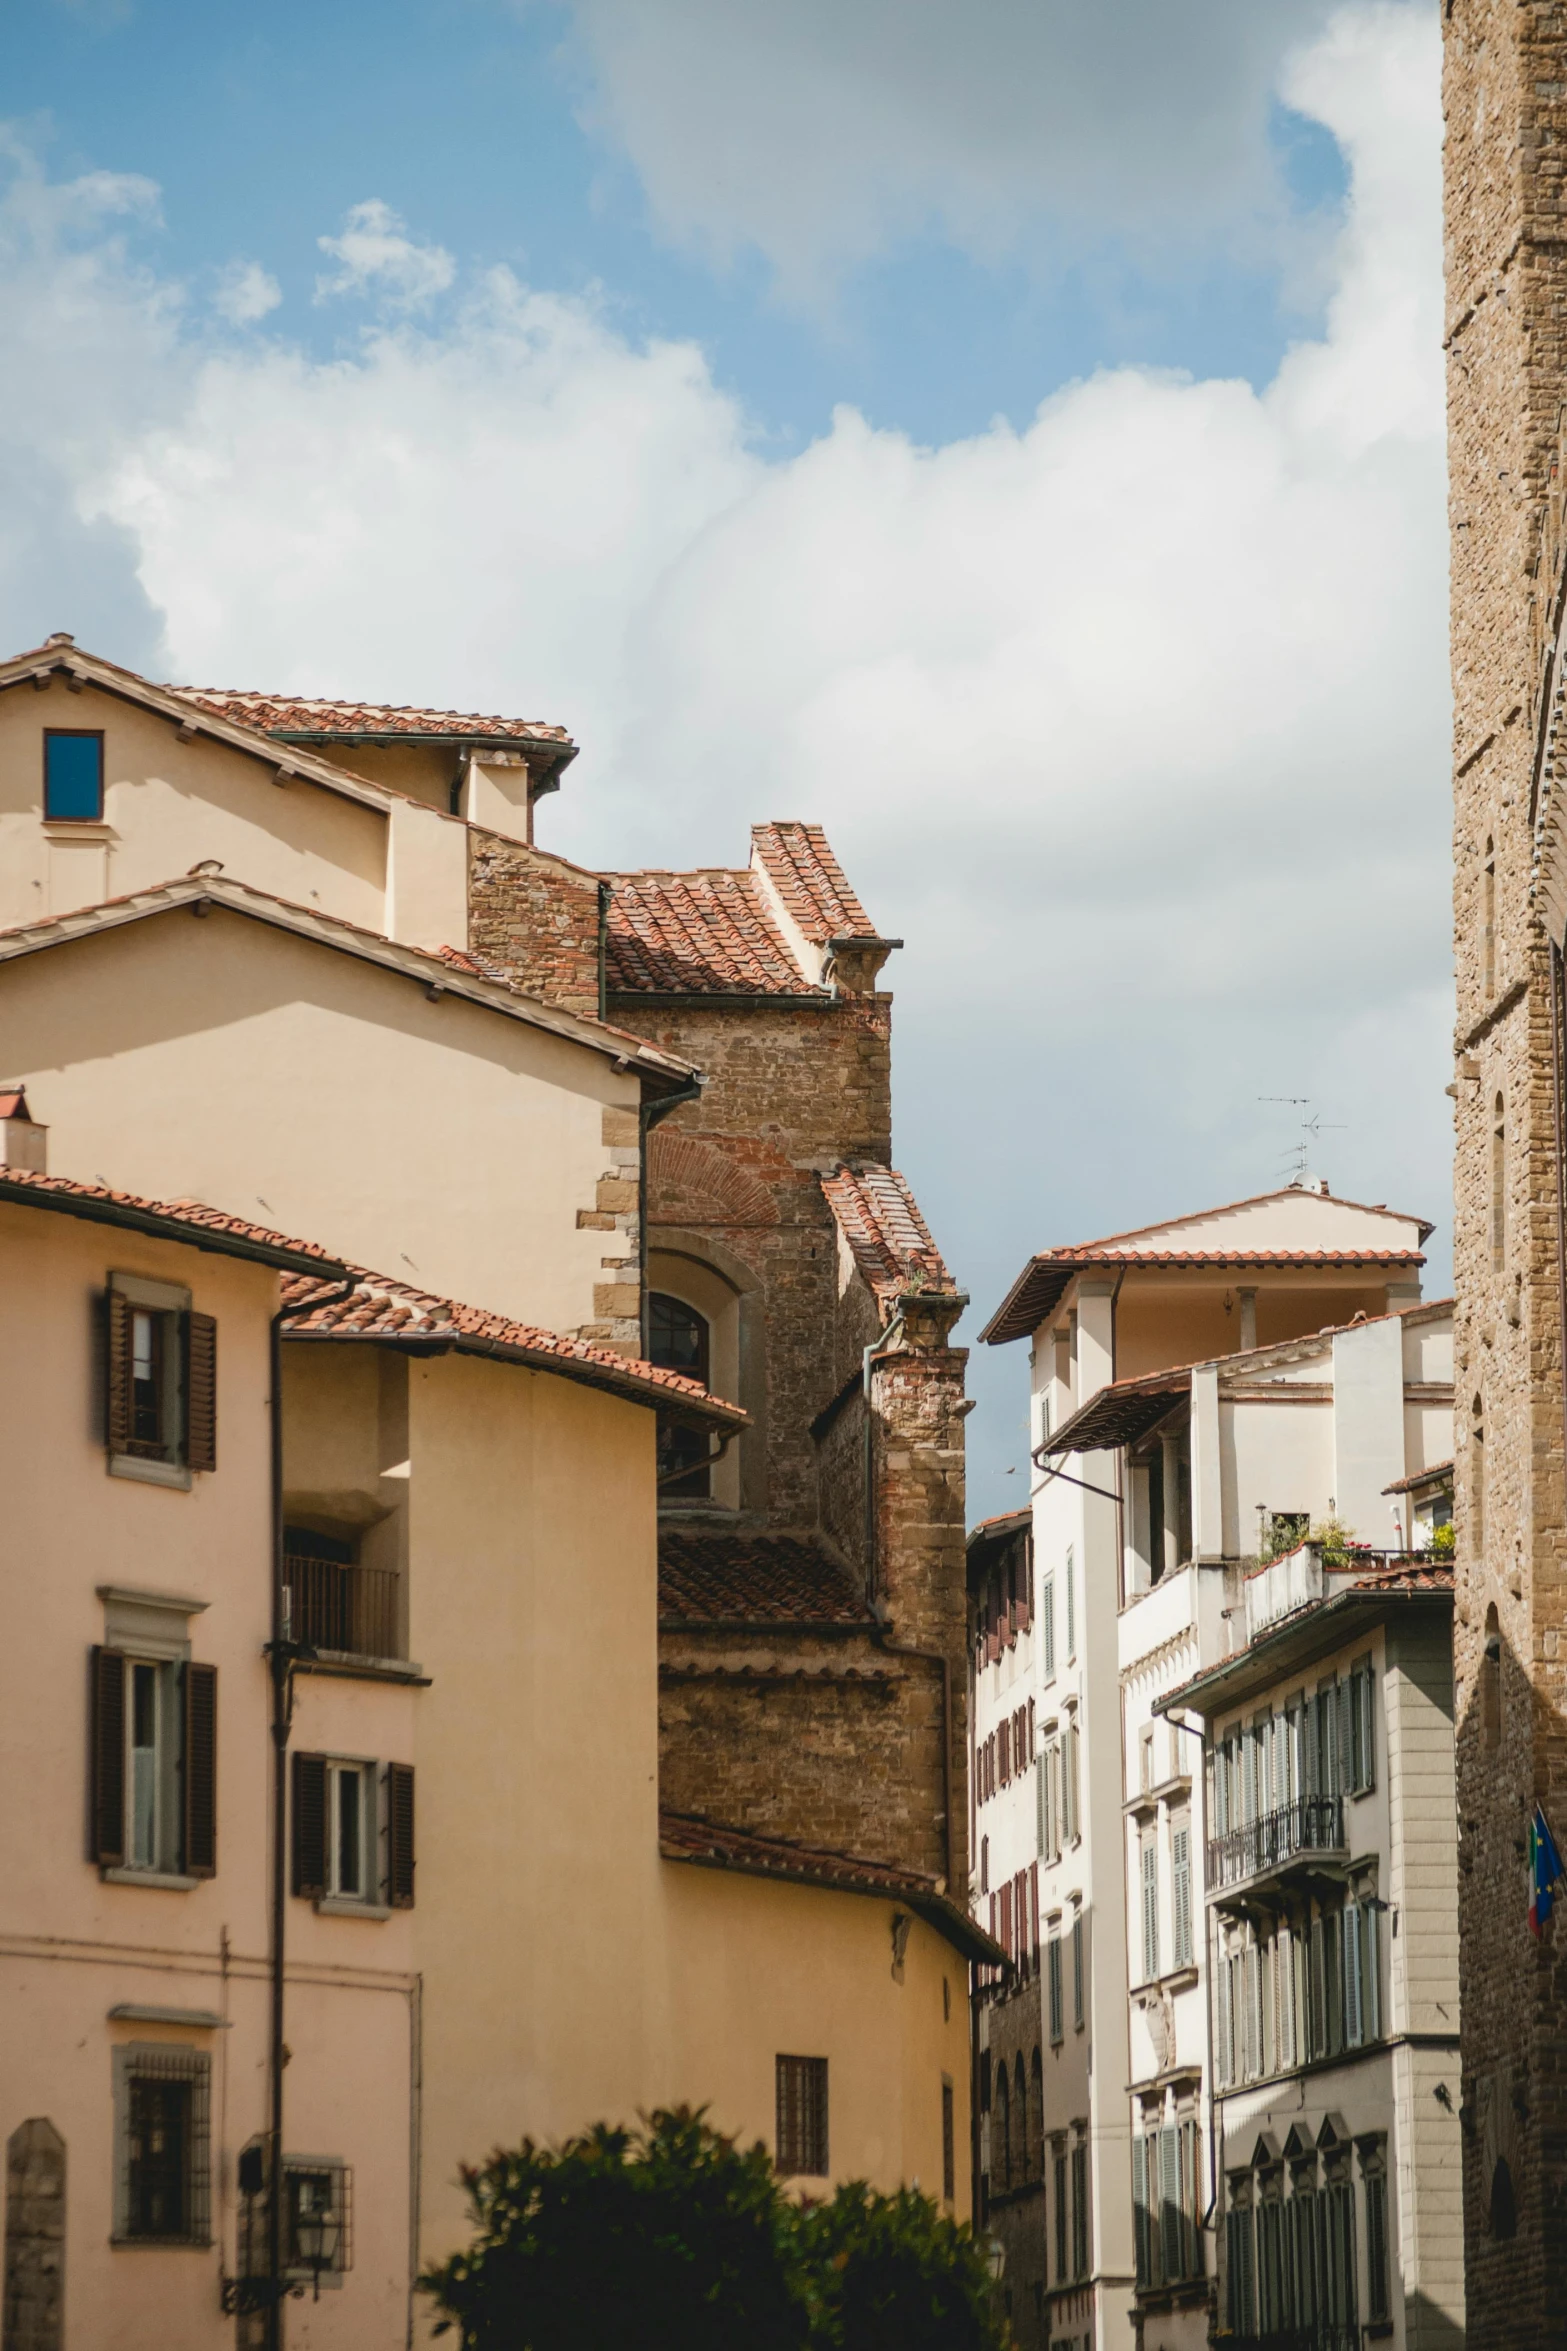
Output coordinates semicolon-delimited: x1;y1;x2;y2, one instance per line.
822;1163;957;1305
0;1167;348;1278
0;874;698;1093
172;686;574;759
604;868;823;997
657;1810;1002;1964
982;1186;1432;1346
749;822;882;944
282;1268;746;1426
1383;1458;1454;1496
658;1530;873;1624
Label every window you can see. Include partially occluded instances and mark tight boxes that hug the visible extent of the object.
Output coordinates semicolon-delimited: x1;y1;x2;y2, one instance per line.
1492;1093;1507;1269
1347;1661;1375;1793
1135;2121;1204;2291
1070;2135;1089;2278
1065;1546;1076;1658
1071;1909;1085;2030
1048;1933;1064;2043
1225;2193;1256;2334
1139;1725;1155;1792
776;2055;828;2177
941;2080;955;2203
1483;1603;1502;1750
89;1648;217;1881
1039;1741;1058;1860
285;2160;353;2285
1052;2143;1068;2281
995;2064;1011;2190
1484;835;1496;996
1041;1576;1056;1677
113;2046;210;2245
648;1292;712;1497
292;1754;415;1910
1064;1714;1081;1842
1140;1834;1159;1984
1359;2138;1390;2323
44;728;104;822
1171;1819;1193;1970
105;1273;216;1489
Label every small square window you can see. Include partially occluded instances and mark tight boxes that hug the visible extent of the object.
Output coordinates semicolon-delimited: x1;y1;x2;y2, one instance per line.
775;2054;829;2177
44;730;104;823
113;2045;211;2246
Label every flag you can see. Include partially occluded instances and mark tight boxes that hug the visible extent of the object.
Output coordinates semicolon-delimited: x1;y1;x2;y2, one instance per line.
1529;1806;1565;1938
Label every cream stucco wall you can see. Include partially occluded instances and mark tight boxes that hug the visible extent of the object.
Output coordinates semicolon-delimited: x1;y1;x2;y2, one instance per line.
0;905;638;1332
0;677;389;933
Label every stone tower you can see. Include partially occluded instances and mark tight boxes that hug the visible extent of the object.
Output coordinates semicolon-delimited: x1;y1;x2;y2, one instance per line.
1445;3;1567;2335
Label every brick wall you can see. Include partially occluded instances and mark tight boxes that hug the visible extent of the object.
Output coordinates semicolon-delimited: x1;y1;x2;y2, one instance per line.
1445;4;1567;2334
469;830;603;1016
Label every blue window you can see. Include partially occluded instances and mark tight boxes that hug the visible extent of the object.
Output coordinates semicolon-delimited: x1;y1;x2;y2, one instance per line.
44;731;103;822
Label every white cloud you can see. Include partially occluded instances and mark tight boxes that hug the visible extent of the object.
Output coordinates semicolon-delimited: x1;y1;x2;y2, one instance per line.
315;199;456;310
0;2;1449;1505
212;260;282;325
554;0;1356;296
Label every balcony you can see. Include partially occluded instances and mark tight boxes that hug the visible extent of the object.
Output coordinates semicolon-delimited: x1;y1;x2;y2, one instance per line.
1207;1795;1346;1905
284;1553;401;1662
1228;2332;1360;2351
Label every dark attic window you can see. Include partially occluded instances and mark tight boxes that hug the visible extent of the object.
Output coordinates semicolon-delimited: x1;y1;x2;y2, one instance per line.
44;730;104;823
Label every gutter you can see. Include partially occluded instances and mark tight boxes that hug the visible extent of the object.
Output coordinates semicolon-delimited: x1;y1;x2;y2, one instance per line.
0;1177;339;1278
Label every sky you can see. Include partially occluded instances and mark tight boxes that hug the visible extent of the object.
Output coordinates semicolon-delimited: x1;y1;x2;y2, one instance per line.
3;0;1450;1515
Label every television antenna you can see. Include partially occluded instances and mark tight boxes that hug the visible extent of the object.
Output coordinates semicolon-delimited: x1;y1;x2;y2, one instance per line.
1259;1097;1345;1186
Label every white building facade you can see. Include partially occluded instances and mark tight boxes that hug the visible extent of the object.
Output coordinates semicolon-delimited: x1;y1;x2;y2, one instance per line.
973;1185;1442;2351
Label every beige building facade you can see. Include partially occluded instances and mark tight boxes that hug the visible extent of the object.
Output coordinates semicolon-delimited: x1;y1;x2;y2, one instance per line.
0;635;984;2347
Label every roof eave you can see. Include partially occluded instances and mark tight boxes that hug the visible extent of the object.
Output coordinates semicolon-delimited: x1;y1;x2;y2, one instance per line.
657;1837;1002;1966
283;1321;746;1430
0;1175;347;1280
1154;1582;1454;1721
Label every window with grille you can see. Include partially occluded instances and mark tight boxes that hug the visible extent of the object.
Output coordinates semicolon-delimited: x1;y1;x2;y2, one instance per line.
775;2055;828;2177
113;2045;210;2245
285;2159;353;2284
649;1293;712;1497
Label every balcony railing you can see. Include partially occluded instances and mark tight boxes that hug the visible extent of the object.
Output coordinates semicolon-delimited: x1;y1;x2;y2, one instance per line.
1206;1795;1345;1892
1229;2331;1360;2351
283;1554;401;1661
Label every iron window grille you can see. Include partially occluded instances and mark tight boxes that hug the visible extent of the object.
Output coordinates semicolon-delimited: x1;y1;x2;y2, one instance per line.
113;2045;211;2246
775;2054;829;2177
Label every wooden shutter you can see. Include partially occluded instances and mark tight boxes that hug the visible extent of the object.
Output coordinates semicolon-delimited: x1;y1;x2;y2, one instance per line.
1132;2133;1151;2286
183;1662;218;1878
292;1752;327;1897
89;1646;126;1864
386;1762;416;1908
106;1290;132;1455
185;1313;217;1473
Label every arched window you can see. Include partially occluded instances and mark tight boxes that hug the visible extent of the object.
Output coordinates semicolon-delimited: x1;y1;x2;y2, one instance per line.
648;1292;711;1497
1484;836;1496;999
1471;1397;1485;1569
1492;1094;1507;1270
1483;1604;1502;1752
1015;2056;1028;2182
995;2063;1011;2193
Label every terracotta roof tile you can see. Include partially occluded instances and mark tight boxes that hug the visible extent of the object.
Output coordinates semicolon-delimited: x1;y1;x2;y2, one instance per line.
281;1267;744;1426
658;1530;873;1623
0;1167;345;1275
822;1163;956;1304
172;687;572;749
750;822;881;944
604;870;821;996
658;1810;1004;1964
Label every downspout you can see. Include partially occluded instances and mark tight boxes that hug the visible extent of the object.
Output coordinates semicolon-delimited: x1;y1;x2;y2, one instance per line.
1164;1706;1220;2280
265;1274;354;2349
596;879;610;1024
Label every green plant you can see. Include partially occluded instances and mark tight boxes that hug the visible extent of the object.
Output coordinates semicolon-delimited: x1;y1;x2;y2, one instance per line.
1429;1519;1455;1558
1308;1516;1364;1566
419;2108;1009;2351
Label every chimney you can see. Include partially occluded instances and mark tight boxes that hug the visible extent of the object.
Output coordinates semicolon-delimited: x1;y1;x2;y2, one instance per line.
0;1087;48;1173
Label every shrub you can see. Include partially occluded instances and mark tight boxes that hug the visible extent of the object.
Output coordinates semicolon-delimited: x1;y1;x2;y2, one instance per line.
420;2108;1008;2351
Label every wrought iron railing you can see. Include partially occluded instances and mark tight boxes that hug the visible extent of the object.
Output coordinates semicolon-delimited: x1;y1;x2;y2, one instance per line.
283;1555;400;1660
1207;1795;1344;1891
1227;2329;1360;2351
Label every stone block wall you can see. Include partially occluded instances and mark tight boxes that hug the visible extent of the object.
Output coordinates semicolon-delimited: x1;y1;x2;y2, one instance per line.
1445;3;1567;2334
469;830;603;1016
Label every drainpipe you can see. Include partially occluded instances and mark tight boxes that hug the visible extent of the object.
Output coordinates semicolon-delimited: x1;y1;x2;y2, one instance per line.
596;880;611;1023
1164;1705;1220;2265
264;1274;354;2349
